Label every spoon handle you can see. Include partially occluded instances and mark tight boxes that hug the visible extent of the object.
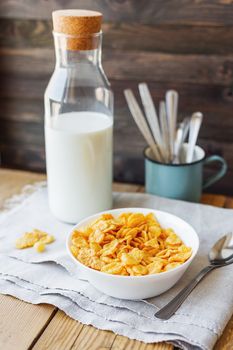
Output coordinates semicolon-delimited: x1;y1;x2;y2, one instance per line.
154;265;215;320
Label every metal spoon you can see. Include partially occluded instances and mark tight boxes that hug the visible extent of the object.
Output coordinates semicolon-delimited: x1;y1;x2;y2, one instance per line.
155;232;233;320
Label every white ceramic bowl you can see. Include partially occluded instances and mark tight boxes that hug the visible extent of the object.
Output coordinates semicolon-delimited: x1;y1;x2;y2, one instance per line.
66;208;199;300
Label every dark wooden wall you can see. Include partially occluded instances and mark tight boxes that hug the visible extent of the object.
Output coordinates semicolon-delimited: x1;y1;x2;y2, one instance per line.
0;1;233;194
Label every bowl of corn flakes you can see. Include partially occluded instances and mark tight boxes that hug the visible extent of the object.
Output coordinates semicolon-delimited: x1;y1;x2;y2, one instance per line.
66;208;199;300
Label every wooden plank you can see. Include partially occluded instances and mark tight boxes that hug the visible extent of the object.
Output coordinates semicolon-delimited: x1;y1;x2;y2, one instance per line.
0;170;136;350
0;98;44;123
0;145;46;173
113;182;141;193
224;197;233;209
138;185;145;193
1;78;233;120
111;336;173;350
200;193;233;349
1;48;233;86
71;326;116;350
1;139;233;195
1;83;233;192
32;310;84;350
206;194;233;350
3;114;233;152
0;48;54;77
1;18;233;55
0;168;51;348
201;193;227;207
1;96;233;157
1;79;233;137
0;295;56;350
1;139;233;192
34;179;170;350
1;75;233;187
0;121;44;146
1;80;233;157
0;168;45;207
0;169;233;350
0;75;233;115
0;0;232;25
0;76;47;100
215;317;233;350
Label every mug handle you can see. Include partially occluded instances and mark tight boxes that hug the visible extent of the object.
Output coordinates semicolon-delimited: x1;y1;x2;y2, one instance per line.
203;155;227;189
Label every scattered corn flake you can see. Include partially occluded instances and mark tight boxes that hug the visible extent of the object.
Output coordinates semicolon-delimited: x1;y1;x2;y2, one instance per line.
34;241;46;253
39;234;55;244
15;229;55;252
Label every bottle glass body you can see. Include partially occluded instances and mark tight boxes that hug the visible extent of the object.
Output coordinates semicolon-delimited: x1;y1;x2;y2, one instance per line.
44;32;113;223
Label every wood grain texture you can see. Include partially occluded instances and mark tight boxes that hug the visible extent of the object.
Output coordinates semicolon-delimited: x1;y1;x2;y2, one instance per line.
1;47;233;86
1;76;233;193
0;169;233;350
113;182;141;193
0;0;233;25
1;79;233;131
1;79;232;114
210;180;233;350
1;19;233;55
1;140;233;195
1;138;233;195
1;79;233;141
71;326;116;350
0;295;56;350
0;168;45;207
32;310;84;350
0;3;233;195
0;169;173;350
111;336;173;350
215;317;233;350
201;193;227;207
224;196;233;208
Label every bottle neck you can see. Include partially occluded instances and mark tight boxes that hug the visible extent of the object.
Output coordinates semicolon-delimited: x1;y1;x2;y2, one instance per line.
53;32;102;68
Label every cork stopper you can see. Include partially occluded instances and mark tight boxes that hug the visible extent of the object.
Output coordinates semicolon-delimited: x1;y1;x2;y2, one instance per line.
52;9;102;51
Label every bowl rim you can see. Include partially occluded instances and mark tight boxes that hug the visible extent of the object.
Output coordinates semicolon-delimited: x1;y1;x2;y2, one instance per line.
66;207;199;280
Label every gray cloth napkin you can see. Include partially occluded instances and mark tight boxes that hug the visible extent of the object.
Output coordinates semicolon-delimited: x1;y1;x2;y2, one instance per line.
0;184;233;350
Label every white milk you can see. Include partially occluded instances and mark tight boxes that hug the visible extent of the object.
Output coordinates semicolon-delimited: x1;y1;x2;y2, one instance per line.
45;111;113;223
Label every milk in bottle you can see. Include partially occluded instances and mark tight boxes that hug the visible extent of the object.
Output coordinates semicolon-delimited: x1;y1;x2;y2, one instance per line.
44;10;113;223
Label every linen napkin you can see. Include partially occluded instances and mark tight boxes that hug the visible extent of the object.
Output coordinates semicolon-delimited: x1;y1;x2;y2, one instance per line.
0;183;233;350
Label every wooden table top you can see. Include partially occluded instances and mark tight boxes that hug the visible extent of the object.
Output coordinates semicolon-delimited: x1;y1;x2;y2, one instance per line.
0;169;232;350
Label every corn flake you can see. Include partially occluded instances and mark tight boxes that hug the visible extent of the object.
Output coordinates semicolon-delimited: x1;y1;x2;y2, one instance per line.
70;212;192;276
15;229;55;253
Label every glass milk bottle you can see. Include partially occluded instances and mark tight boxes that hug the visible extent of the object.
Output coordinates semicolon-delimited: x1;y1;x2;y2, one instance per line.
44;10;113;223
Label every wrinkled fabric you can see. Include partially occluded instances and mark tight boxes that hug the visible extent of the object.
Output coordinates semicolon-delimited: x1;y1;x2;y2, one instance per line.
0;185;233;350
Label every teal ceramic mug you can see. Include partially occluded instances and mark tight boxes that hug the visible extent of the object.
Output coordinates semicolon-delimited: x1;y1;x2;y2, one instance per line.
144;144;227;202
